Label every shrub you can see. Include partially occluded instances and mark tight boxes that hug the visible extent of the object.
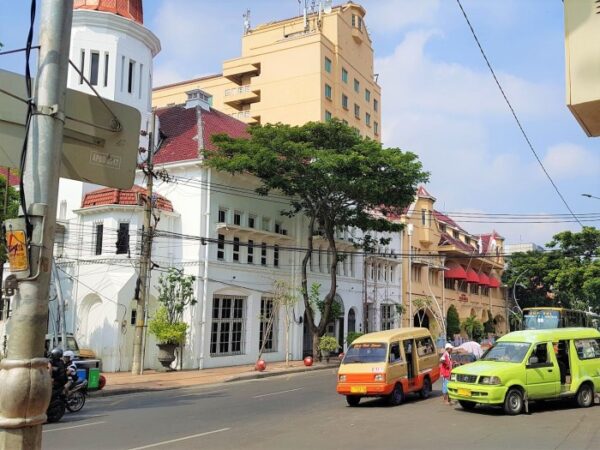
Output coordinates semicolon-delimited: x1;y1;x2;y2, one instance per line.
346;332;364;345
446;305;460;339
318;335;340;353
148;306;187;345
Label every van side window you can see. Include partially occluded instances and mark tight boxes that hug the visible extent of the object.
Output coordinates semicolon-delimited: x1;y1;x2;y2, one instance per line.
531;343;549;364
574;338;600;360
416;337;434;356
389;342;402;363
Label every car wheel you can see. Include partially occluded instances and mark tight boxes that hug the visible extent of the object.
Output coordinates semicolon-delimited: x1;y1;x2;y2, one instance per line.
419;377;432;399
503;388;524;415
346;395;360;407
388;383;404;406
458;400;477;410
576;383;594;408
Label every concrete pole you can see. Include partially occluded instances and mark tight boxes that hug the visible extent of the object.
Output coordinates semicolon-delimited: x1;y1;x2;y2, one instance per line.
407;224;414;325
51;261;67;351
131;112;155;375
0;1;73;448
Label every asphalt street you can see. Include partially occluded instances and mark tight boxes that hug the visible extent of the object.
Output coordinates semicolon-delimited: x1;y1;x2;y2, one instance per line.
42;369;600;450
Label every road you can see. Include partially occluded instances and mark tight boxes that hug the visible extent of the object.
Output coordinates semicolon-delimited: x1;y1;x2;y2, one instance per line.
43;369;600;450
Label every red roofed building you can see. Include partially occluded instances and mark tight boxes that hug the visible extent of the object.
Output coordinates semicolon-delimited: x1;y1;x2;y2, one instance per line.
389;185;507;337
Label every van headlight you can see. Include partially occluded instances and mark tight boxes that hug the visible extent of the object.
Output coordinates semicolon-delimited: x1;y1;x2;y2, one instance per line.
338;374;346;382
374;374;385;382
479;376;501;385
450;373;457;381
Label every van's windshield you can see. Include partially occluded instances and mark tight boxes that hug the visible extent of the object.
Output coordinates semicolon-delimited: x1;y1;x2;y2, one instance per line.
343;342;387;363
481;342;530;363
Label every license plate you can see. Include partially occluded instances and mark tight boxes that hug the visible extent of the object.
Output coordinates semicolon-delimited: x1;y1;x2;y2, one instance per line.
350;386;367;394
458;388;471;397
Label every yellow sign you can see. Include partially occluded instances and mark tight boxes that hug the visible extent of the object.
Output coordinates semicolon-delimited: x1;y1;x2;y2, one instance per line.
6;230;29;272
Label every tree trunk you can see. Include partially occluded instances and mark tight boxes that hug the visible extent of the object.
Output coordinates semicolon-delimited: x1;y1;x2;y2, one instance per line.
313;332;321;362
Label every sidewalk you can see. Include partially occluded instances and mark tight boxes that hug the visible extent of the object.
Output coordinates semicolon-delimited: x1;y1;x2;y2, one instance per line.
93;360;339;397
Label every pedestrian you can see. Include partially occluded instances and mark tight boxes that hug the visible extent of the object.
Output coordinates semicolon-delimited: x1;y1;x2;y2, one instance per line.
440;343;453;405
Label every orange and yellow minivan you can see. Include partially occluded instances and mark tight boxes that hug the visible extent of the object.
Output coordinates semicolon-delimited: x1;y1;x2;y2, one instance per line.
337;327;440;406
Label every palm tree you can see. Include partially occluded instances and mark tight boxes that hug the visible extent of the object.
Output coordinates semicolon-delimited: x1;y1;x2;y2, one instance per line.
461;315;483;341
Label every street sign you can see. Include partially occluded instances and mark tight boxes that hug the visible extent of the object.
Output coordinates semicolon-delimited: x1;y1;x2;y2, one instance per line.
5;229;29;272
0;69;141;189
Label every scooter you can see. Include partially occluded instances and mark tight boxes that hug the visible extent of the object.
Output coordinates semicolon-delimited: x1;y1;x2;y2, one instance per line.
65;379;88;413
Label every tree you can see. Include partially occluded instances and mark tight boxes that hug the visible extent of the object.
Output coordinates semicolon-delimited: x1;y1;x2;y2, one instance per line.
149;268;197;345
446;305;460;340
461;315;484;341
503;227;600;312
412;297;432;327
208;120;428;358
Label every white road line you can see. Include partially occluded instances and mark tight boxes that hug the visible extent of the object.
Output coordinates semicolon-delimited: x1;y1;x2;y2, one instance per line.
174;389;228;398
127;428;231;450
43;421;106;433
253;387;304;398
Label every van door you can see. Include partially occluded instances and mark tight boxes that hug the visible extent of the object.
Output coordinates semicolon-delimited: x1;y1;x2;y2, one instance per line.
403;339;416;390
526;342;560;399
388;341;406;386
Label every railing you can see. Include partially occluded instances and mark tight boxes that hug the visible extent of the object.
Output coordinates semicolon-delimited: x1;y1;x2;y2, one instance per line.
230;111;251;119
225;85;251;96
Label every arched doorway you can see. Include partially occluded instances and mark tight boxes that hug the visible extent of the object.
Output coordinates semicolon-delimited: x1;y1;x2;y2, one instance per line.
78;294;104;358
413;310;430;329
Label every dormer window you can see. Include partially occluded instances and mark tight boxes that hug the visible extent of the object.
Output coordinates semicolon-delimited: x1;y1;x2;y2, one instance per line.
453;230;460;239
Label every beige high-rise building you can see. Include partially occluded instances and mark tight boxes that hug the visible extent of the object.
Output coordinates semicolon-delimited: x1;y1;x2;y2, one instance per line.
152;2;381;140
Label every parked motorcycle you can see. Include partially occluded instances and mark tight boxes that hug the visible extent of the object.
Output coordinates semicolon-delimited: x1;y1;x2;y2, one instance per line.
65;379;88;412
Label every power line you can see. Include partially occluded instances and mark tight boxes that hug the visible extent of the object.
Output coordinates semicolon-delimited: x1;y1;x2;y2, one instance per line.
455;0;584;228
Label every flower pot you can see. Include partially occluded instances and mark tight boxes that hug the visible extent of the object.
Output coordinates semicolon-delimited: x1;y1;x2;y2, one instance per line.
157;343;177;371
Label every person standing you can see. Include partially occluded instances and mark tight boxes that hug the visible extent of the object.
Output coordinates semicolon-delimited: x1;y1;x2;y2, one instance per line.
440;343;453;405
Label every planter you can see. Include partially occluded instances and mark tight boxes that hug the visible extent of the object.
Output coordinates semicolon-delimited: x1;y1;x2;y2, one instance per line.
156;343;177;371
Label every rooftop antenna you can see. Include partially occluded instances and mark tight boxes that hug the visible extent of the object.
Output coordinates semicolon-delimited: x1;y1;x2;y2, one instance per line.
243;9;251;34
303;0;308;31
324;0;333;14
298;0;302;17
311;0;317;13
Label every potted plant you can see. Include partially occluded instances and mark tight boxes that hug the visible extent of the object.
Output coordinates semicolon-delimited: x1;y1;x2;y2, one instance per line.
318;336;340;363
148;268;196;370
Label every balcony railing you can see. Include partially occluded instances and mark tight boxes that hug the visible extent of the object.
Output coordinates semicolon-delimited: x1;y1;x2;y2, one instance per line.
225;85;251;96
230;111;251;119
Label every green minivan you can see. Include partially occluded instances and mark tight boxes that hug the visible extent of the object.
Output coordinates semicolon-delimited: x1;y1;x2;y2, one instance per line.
448;328;600;414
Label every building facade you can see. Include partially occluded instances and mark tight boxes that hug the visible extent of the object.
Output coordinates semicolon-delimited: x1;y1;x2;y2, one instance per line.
152;2;381;140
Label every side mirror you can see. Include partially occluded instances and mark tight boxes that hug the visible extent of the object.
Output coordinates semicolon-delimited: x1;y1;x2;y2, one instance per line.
528;356;539;365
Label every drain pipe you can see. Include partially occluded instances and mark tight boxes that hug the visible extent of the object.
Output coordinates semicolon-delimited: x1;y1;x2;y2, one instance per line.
199;168;211;370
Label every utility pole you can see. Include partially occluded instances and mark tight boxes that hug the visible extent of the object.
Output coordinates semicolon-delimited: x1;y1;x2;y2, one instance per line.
0;1;73;449
52;260;67;350
362;255;368;333
131;112;155;375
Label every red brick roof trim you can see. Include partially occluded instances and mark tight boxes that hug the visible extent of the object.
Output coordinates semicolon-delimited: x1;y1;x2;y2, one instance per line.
81;185;173;212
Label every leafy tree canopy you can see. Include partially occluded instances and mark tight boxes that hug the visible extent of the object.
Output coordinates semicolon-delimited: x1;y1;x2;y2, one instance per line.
503;227;600;312
208;120;429;355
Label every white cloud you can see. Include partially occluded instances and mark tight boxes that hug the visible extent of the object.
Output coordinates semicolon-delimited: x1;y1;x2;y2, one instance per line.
542;143;600;180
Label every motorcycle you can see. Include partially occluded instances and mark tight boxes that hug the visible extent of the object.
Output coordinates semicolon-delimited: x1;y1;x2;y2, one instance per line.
65;379;88;412
46;387;66;423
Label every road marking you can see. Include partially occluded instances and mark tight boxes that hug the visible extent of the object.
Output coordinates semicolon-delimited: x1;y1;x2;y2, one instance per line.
253;387;304;398
174;389;228;398
43;421;106;432
127;428;231;450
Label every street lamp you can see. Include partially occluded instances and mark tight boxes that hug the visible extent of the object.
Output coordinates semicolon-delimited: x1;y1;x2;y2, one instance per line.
512;269;528;316
581;193;600;200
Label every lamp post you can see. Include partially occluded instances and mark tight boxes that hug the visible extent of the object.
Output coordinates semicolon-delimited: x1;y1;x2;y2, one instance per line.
581;193;600;200
512;269;528;316
407;224;414;325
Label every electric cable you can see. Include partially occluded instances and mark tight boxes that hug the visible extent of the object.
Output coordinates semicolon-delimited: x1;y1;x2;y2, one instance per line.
455;0;584;228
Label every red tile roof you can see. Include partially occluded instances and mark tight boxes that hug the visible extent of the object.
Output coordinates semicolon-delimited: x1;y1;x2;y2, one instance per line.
153;105;248;165
416;185;435;200
81;185;173;212
438;232;477;253
0;168;21;187
74;0;143;24
433;210;466;233
477;231;503;254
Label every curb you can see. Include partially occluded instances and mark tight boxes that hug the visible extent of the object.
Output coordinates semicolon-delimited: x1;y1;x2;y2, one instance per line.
90;363;339;398
226;363;338;383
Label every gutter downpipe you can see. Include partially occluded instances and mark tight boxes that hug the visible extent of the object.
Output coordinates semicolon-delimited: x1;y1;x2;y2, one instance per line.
199;167;211;370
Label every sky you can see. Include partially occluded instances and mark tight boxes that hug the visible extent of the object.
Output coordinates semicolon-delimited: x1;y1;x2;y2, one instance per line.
1;0;599;246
